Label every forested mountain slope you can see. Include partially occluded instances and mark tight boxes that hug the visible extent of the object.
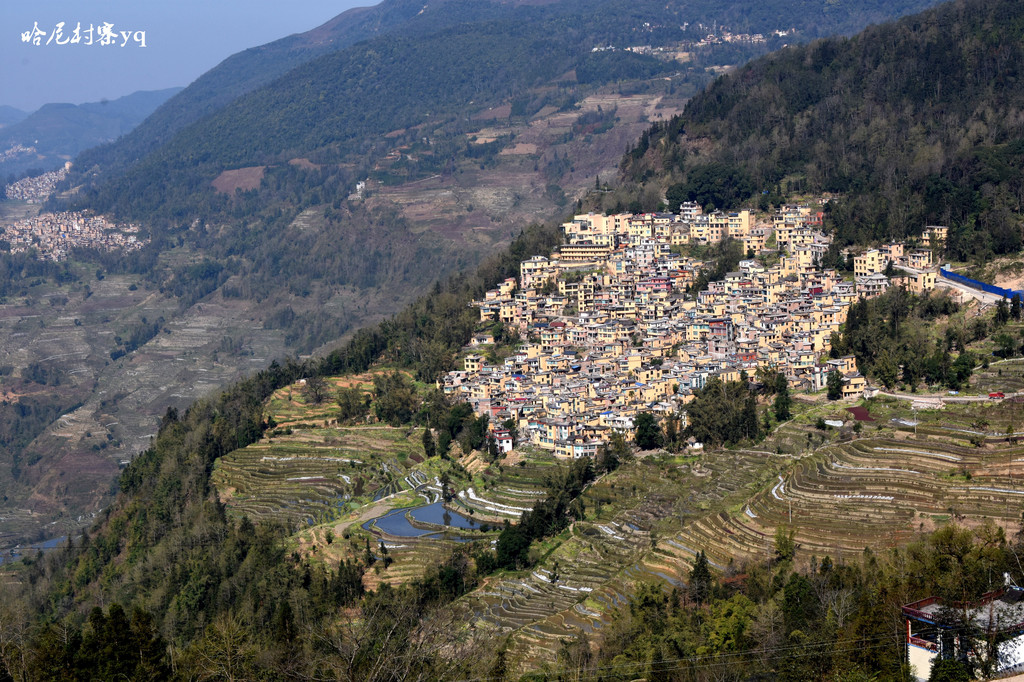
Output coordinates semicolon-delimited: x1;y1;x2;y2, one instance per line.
67;0;517;183
69;0;944;188
624;0;1024;260
0;89;181;179
0;0;947;552
68;0;939;221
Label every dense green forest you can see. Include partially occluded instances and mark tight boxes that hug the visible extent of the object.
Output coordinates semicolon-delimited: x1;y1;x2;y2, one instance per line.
64;0;510;186
69;0;942;195
830;287;982;390
63;2;720;225
625;0;1024;261
0;223;563;679
683;378;763;447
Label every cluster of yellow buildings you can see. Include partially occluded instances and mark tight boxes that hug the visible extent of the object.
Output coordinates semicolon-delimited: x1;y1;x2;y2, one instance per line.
0;211;145;261
441;208;890;457
854;243;934;283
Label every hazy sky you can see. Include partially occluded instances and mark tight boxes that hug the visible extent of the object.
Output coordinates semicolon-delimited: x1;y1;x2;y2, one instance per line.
2;0;372;112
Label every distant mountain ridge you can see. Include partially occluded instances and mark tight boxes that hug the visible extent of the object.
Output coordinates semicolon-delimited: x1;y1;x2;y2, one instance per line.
0;106;27;128
0;88;181;180
69;0;535;184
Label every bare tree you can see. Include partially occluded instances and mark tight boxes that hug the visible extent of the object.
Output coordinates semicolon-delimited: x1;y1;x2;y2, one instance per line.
181;612;259;682
820;588;856;629
0;584;31;682
312;597;494;682
748;599;784;667
303;375;328;405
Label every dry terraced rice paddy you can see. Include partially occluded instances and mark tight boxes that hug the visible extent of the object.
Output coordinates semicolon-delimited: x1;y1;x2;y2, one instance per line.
210;383;1024;667
458;404;1024;662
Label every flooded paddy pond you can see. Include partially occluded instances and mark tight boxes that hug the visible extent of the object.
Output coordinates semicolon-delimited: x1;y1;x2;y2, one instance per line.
362;502;490;542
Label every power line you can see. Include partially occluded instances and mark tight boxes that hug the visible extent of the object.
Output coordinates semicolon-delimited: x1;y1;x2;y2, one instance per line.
454;633;905;682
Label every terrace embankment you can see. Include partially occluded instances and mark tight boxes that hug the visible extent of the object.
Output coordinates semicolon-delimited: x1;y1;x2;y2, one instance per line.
210;376;1024;667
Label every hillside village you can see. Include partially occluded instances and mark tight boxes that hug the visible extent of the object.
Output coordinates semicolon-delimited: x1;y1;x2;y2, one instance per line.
0;143;35;164
3;166;68;203
0;210;145;261
442;204;949;458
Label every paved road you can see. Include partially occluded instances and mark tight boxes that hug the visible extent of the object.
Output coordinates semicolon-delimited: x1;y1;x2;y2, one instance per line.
935;278;1003;306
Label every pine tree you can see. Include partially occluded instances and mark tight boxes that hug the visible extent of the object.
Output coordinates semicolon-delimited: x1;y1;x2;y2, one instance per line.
742;394;760;441
827;369;844;401
634;412;663;450
272;601;296;645
996;297;1011;325
774;374;792;421
689;550;712;604
422;428;436;459
440;471;452;503
664;415;679;451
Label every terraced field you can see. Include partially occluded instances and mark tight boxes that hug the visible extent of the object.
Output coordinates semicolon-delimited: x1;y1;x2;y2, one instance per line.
455;450;557;520
210;378;578;594
208;379;1024;670
456;403;1024;668
453;451;784;664
212;424;435;527
659;401;1024;570
972;359;1024;394
213;374;445;526
468;516;653;667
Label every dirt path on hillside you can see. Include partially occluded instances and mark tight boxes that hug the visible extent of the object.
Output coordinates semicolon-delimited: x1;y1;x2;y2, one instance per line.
298;497;408;560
